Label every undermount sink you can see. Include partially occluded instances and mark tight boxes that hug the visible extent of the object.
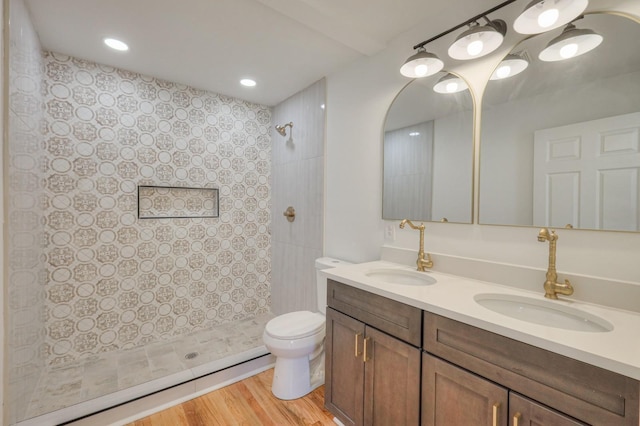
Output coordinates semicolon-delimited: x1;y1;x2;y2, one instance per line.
365;268;437;286
474;293;614;333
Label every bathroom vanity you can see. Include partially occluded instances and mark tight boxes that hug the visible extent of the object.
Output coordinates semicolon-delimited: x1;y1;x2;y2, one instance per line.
323;262;640;426
325;280;422;425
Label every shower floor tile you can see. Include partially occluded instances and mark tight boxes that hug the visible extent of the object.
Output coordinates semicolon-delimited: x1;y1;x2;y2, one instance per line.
24;313;274;421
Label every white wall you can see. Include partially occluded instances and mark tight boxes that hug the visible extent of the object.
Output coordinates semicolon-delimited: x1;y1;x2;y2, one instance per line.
324;2;640;284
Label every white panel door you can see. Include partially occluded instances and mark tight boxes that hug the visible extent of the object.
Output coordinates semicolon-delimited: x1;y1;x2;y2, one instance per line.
533;112;640;231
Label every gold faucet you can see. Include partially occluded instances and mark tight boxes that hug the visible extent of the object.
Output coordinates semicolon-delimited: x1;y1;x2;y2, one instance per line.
399;219;433;271
537;228;573;299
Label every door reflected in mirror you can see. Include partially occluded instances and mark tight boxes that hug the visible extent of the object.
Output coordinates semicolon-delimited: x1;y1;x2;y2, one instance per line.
383;72;474;223
479;13;640;232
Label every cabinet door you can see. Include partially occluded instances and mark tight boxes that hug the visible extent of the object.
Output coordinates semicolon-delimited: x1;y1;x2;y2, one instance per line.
510;393;587;426
364;326;420;426
325;308;365;426
422;353;508;426
424;311;640;425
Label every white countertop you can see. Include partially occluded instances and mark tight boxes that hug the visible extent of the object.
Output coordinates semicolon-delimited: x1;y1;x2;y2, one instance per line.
322;260;640;381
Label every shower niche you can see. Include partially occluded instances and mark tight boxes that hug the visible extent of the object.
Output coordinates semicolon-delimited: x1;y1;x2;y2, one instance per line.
138;185;220;219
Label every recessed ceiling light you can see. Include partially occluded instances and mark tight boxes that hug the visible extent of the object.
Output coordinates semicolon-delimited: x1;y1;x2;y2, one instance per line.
104;38;129;51
240;79;256;87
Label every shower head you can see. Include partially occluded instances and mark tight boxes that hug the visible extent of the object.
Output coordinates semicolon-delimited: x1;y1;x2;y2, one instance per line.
275;122;293;137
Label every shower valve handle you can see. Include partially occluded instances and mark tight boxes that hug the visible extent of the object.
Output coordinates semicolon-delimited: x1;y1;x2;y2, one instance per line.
283;206;296;222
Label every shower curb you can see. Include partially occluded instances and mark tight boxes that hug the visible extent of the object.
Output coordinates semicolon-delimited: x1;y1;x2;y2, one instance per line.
15;350;275;426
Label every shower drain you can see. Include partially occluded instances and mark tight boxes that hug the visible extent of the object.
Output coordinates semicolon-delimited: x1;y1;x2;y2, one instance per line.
185;351;199;360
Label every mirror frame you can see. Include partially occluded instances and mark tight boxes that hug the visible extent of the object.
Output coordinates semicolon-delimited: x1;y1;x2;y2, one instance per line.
381;71;477;224
477;10;640;232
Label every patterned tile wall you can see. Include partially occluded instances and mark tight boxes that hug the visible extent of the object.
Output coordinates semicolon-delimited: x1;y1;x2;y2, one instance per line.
41;52;272;365
7;0;47;422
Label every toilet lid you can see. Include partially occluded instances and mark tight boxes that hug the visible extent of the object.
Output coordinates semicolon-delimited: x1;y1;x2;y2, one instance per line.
265;311;325;339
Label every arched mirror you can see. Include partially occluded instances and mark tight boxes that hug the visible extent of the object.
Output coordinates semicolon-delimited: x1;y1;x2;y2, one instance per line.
383;71;474;223
479;12;640;231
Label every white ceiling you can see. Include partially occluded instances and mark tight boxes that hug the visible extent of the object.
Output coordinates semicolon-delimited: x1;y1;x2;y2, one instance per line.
24;0;460;106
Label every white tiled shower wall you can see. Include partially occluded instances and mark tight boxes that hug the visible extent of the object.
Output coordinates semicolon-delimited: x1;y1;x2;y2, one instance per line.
383;121;433;221
270;80;325;314
7;0;47;423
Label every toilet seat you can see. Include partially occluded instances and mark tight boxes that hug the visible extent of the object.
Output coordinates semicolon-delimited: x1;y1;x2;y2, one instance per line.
265;311;325;340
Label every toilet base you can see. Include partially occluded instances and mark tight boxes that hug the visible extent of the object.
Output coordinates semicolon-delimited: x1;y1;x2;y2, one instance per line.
271;353;324;400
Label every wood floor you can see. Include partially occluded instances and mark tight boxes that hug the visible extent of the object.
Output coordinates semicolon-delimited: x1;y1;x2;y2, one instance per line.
127;369;337;425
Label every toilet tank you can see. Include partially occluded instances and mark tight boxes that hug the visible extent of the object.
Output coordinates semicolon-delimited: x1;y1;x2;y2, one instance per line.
315;257;352;314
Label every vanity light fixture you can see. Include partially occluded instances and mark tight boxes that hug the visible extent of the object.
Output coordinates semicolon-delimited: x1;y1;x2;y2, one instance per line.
400;47;444;78
513;0;589;34
433;73;468;94
400;0;518;79
409;132;421;136
538;23;602;61
490;53;530;80
104;37;129;51
448;18;507;60
399;0;588;79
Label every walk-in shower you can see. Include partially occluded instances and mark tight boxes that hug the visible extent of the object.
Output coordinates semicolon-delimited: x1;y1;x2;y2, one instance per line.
5;1;274;423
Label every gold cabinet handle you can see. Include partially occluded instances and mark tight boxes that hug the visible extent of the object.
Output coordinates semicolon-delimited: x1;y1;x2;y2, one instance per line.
492;403;500;426
354;332;362;358
363;337;371;362
513;412;521;426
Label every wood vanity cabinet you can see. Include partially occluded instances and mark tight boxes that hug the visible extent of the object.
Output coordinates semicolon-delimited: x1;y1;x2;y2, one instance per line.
423;312;639;426
325;280;421;426
324;280;639;425
509;393;587;426
422;352;508;426
422;353;586;426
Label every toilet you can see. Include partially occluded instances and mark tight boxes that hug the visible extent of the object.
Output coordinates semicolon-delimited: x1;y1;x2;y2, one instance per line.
263;257;351;400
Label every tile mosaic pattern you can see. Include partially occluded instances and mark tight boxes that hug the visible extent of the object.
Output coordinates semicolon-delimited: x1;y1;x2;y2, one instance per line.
25;314;273;420
40;52;273;364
